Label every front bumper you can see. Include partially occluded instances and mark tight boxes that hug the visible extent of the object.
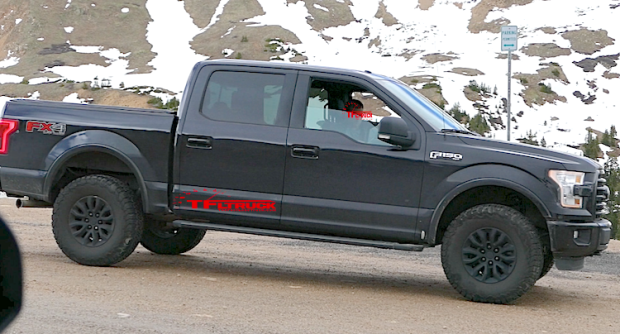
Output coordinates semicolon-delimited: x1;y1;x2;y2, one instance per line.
547;218;612;258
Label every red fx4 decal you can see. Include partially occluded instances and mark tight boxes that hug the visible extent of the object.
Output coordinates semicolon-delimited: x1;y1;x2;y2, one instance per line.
26;121;66;135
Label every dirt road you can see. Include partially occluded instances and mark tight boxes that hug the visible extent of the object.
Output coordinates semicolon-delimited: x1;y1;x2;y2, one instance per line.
2;198;619;334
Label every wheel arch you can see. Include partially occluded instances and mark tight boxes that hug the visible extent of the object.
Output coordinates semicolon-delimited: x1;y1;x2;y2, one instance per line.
428;177;552;246
42;130;155;212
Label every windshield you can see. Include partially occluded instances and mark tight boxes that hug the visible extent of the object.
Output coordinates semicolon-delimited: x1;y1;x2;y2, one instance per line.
377;79;467;131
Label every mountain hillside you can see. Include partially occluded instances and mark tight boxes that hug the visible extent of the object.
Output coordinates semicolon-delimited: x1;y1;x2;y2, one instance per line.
0;0;618;153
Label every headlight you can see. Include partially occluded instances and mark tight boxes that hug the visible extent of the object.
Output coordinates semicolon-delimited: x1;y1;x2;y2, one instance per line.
548;170;585;208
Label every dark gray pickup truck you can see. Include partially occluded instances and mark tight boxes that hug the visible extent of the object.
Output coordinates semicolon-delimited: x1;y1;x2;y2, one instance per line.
0;60;611;303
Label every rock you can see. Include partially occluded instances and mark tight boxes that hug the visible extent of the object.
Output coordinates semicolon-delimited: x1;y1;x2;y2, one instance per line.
573;53;619;72
43;60;66;68
521;43;571;59
38;43;75;55
551;116;559;121
584;116;595;121
422;53;458;64
603;89;609;94
517;111;524;117
449;67;484;76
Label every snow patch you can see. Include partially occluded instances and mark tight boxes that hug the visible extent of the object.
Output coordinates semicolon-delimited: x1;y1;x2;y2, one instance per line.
63;93;88;104
65;0;71;9
202;0;231;32
15;19;22;25
121;8;129;13
0;56;19;69
0;74;23;84
222;48;234;57
37;37;44;41
314;4;329;12
29;77;62;85
64;26;74;33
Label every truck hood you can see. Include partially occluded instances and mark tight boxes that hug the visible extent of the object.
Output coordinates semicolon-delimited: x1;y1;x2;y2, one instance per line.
457;135;601;173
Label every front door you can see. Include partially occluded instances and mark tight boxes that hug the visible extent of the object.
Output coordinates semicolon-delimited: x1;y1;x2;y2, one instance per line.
281;74;426;242
174;66;297;227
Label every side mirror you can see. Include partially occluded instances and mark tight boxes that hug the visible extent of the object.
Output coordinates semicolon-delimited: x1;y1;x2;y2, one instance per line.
378;117;416;148
0;216;22;332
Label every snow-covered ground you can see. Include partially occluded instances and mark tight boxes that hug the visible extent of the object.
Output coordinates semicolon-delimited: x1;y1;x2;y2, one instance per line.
0;0;618;160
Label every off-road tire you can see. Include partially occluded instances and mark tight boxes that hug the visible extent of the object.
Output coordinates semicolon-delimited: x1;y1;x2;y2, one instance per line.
140;219;206;255
538;230;554;279
441;204;543;304
52;175;144;266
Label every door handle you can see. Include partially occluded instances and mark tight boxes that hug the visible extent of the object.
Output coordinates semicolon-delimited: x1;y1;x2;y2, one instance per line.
291;146;319;159
187;137;213;149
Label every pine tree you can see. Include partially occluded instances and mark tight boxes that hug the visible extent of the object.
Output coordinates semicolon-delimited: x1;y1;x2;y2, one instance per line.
541;137;546;147
519;130;539;146
583;130;601;159
602;130;612;147
468;112;490;135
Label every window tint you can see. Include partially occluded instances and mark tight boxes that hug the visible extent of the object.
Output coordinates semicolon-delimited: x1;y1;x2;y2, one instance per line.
304;79;401;146
202;71;286;126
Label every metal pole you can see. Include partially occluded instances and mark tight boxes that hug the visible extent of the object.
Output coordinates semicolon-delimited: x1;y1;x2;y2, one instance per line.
507;50;512;142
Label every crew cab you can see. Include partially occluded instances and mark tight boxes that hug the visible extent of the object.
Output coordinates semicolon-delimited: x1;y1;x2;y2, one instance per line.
0;60;611;303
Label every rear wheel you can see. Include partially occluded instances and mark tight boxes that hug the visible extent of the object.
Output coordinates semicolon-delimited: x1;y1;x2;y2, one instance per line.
140;219;206;255
52;175;144;266
441;204;543;304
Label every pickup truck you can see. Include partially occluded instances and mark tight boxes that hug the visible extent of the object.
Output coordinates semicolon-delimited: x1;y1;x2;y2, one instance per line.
0;60;611;303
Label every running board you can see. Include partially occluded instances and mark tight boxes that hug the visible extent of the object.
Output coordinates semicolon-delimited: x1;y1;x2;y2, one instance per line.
173;220;424;252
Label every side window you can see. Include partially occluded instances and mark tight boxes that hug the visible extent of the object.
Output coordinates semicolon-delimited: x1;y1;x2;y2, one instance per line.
202;71;286;126
303;79;401;145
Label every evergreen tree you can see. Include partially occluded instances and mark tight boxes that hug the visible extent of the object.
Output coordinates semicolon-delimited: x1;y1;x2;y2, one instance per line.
468;112;490;135
519;130;539;146
583;130;601;159
541;137;546;147
602;130;612;147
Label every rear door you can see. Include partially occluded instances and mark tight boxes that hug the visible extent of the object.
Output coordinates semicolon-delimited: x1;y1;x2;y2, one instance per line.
173;65;297;227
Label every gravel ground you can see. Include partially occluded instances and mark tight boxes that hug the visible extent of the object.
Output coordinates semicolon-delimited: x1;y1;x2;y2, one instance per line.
1;198;619;334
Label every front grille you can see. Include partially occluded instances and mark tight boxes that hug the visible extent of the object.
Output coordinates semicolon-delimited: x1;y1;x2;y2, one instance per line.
595;177;609;218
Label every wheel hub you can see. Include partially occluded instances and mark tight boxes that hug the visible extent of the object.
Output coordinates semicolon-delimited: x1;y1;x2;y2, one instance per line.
69;196;114;247
461;228;516;283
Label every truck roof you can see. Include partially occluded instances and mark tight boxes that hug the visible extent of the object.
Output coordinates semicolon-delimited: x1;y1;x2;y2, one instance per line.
198;59;394;82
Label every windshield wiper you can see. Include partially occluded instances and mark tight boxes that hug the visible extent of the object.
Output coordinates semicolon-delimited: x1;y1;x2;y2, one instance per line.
440;128;478;136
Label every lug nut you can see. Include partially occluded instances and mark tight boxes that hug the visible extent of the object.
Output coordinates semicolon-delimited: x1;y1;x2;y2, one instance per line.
481;257;486;261
488;261;493;265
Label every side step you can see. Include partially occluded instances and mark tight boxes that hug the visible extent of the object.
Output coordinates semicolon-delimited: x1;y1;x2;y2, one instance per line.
173;220;424;252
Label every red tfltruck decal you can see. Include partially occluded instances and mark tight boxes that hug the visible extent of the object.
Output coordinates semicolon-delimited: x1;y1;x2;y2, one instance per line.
0;119;19;154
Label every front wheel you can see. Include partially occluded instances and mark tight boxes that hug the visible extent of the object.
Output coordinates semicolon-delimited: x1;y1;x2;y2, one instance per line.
441;204;543;304
140;219;206;255
52;175;144;266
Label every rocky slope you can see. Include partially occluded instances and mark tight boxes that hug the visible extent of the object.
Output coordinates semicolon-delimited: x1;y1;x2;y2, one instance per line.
0;0;618;157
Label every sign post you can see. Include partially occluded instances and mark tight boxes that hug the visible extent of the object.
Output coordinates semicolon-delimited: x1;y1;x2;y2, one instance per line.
501;25;518;141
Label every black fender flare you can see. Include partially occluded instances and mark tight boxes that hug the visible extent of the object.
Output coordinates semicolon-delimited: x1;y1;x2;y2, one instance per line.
426;165;552;245
42;130;156;212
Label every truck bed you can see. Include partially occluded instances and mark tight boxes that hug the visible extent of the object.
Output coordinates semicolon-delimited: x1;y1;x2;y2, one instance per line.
0;99;176;203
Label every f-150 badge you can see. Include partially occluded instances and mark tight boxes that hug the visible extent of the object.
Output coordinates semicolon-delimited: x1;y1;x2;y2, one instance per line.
430;151;463;161
26;121;66;136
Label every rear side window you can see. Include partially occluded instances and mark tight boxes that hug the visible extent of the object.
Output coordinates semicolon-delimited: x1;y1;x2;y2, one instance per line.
201;71;286;126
